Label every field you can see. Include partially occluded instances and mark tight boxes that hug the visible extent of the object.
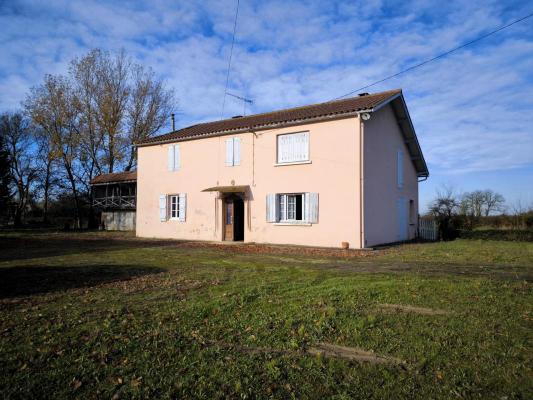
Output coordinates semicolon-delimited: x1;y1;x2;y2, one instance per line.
0;231;531;399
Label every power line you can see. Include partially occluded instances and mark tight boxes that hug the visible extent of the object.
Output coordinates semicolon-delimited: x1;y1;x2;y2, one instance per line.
221;0;240;118
333;11;533;100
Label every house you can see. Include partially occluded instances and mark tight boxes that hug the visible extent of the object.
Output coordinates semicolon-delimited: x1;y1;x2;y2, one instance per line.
135;89;428;248
90;171;137;231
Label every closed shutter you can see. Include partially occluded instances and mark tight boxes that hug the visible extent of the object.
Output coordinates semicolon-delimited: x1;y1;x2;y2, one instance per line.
306;192;319;223
233;137;241;166
277;132;309;163
225;138;233;166
174;144;181;170
159;195;167;221
168;146;175;171
397;149;404;189
178;193;186;222
397;197;408;241
266;194;276;222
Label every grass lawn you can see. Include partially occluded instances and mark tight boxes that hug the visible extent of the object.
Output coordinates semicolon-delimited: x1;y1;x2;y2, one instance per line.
0;231;531;399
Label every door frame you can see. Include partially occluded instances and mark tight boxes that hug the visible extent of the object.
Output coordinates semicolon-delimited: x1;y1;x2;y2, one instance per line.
222;193;245;241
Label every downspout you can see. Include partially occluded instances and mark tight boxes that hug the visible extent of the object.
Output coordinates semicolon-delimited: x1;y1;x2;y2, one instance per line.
359;115;365;249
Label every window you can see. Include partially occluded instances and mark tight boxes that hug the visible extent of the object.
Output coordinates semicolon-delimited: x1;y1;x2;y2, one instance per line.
279;194;303;221
168;144;181;171
159;193;187;222
266;192;319;224
225;137;241;166
277;132;309;164
170;195;179;219
397;149;404;189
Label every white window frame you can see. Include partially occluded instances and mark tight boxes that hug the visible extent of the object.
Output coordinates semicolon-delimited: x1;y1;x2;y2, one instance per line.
278;193;305;223
276;131;310;164
169;195;180;220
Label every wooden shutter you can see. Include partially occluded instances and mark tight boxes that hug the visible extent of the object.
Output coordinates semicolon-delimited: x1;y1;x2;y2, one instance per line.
225;138;234;166
397;149;404;189
233;137;241;166
159;195;167;221
306;192;318;223
266;194;276;222
178;193;186;222
174;144;181;170
301;132;309;160
397;197;408;241
167;146;175;171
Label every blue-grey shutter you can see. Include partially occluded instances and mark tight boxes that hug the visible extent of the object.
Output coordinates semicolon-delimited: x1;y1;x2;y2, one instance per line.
225;138;233;166
306;192;319;223
159;195;167;221
168;146;175;171
266;194;276;222
233;137;241;166
178;193;186;222
397;149;404;189
174;144;181;170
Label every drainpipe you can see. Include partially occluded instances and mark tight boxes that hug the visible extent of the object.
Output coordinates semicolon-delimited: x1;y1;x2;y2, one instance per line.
359;115;365;249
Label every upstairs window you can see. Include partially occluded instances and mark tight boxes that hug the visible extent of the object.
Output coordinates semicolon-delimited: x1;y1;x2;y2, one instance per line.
225;137;241;166
277;132;309;164
168;144;181;171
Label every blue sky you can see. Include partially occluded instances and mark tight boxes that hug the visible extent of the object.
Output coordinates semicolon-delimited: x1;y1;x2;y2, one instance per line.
1;0;532;211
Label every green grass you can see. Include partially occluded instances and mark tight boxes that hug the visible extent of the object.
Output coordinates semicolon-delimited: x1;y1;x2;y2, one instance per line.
0;231;531;399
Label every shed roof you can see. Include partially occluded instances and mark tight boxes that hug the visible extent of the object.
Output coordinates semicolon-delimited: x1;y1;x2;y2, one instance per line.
90;171;137;185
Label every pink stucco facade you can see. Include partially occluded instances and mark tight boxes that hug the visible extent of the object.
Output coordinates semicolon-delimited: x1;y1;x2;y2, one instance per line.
136;103;421;248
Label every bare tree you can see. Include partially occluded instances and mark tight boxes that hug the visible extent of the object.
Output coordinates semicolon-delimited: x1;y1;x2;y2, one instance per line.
429;185;460;240
25;75;84;228
0;112;38;226
125;65;174;171
33;126;60;224
0;129;11;219
483;189;505;216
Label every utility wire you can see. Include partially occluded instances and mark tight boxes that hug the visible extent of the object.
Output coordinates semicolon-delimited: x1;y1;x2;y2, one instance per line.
333;12;533;100
221;0;240;118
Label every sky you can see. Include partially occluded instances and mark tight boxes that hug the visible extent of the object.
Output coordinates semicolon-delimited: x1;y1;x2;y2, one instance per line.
1;0;532;211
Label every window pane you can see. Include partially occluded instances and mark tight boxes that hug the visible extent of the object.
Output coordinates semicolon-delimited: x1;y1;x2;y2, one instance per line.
279;195;286;221
295;195;302;220
287;195;296;220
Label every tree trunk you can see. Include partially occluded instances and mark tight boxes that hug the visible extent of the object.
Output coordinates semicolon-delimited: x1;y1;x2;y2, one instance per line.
64;159;82;229
125;146;135;171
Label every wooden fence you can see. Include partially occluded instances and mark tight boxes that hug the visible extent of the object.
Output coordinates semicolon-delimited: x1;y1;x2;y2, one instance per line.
418;218;438;241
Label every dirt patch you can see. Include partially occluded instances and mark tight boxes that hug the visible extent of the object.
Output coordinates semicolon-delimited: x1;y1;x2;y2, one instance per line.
307;343;405;365
202;340;405;366
376;303;450;316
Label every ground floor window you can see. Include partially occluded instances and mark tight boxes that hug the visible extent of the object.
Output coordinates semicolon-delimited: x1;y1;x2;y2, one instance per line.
169;195;180;219
279;193;304;221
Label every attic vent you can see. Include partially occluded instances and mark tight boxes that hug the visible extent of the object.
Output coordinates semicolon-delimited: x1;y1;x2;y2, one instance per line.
232;115;243;119
358;92;369;97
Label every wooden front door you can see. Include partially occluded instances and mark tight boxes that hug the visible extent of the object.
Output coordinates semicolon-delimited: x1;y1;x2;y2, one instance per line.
224;199;234;241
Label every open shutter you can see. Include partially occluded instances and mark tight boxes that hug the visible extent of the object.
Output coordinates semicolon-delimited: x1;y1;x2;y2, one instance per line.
397;149;404;189
306;192;319;223
233;138;241;166
266;194;276;222
168;146;175;171
225;138;234;166
302;132;309;160
178;193;186;222
159;195;167;221
174;144;181;170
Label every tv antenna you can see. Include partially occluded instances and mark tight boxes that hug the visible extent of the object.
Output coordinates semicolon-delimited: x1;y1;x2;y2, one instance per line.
226;92;253;116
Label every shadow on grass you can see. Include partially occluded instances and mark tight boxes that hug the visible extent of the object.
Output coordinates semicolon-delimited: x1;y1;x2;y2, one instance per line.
0;234;179;262
0;264;166;298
